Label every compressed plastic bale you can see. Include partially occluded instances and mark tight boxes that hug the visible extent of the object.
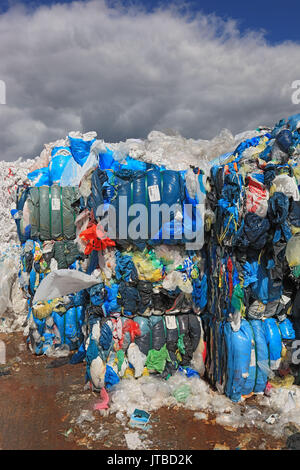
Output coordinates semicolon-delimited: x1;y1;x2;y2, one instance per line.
27;185;80;241
249;320;269;393
224;320;253;402
263;318;282;370
105;168;186;243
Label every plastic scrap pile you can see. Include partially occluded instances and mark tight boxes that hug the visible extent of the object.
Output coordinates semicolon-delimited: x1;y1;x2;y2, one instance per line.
2;113;300;419
0;158;33;332
204;113;300;401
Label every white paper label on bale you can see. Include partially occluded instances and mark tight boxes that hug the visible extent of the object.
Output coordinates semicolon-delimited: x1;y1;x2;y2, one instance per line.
148;185;160;202
52;198;61;211
281;295;291;305
250;347;256;367
165;316;177;330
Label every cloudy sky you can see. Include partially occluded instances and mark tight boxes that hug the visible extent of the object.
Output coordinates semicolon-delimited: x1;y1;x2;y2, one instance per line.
0;0;300;161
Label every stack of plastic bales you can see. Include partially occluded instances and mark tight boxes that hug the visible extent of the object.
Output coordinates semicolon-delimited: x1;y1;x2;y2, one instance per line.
14;132;99;357
204;113;300;401
81;151;208;390
14;131;209;388
11;112;300;403
0;158;33;333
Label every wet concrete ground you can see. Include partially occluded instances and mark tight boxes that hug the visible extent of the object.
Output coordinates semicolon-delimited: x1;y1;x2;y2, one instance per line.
0;332;286;450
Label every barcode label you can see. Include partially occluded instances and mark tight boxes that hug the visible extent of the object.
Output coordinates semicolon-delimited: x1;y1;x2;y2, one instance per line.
52;198;61;211
250;347;256;367
148;184;160;202
165;316;177;330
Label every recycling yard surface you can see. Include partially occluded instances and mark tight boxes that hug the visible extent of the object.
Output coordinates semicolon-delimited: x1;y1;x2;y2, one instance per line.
2;116;300;453
0;332;288;451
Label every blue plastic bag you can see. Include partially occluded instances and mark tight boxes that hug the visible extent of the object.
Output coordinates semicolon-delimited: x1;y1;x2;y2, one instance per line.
27;167;50;187
278;318;295;340
49;154;72;185
69;136;95;166
263;318;282;369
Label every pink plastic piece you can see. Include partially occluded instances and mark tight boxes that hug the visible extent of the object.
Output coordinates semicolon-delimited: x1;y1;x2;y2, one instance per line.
94;387;109;410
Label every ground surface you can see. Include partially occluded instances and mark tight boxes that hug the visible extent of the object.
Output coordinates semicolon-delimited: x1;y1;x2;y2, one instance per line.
0;332;287;451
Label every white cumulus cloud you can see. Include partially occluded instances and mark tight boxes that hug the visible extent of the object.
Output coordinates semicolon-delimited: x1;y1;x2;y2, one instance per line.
0;0;300;161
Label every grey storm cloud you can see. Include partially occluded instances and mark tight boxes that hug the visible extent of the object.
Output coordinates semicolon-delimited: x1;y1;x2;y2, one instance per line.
0;0;300;161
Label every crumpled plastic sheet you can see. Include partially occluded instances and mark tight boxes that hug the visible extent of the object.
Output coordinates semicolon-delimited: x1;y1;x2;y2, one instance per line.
108;372;300;438
109;373;233;417
105;128;259;173
0;244;28;333
254;386;300;438
125;432;146;450
76;409;95;426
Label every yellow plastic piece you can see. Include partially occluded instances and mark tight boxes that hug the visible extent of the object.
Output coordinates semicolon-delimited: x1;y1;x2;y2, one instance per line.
286;236;300;267
132;252;162;282
32;301;53;320
269;375;295;389
123;367;135;378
